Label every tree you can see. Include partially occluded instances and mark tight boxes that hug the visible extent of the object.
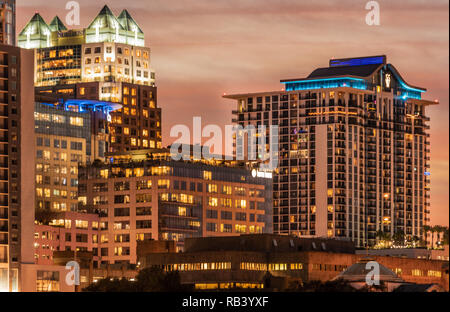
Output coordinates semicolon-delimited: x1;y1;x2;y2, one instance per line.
83;278;136;292
423;225;431;248
411;235;421;247
430;226;437;249
393;231;405;247
433;225;447;248
294;279;361;292
84;267;193;292
375;230;392;248
443;227;449;245
35;209;58;225
134;267;192;292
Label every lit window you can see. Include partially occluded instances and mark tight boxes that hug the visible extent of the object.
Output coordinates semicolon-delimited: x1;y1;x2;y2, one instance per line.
70;117;83;126
178;207;187;216
208;197;218;207
203;171;212;180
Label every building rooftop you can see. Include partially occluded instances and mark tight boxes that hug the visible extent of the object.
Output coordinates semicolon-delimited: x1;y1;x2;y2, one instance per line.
333;258;404;283
117;9;144;34
393;283;445;292
224;55;433;102
38;99;122;115
18;5;146;49
183;234;355;254
305;63;382;80
102;145;270;172
48;16;67;32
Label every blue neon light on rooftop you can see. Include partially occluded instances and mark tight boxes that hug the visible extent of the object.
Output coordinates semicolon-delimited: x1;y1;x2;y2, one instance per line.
283;77;368;92
398;80;425;94
63;99;122;113
330;56;385;67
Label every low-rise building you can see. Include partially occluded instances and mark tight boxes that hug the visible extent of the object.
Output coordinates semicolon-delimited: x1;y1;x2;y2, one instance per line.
78;148;273;265
34;211;101;267
140;234;449;291
355;245;449;261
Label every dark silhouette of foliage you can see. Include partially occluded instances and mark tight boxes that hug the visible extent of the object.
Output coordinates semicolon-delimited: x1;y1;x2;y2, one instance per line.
290;279;360;292
83;267;193;292
35;209;58;224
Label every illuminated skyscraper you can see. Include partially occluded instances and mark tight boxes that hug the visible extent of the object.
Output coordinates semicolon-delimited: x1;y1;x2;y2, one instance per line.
33;99;121;216
0;0;15;45
225;55;436;247
18;5;162;153
0;43;35;292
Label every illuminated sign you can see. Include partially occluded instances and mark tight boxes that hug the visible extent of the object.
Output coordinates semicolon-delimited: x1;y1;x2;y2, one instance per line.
251;169;272;179
329;56;385;67
385;73;391;88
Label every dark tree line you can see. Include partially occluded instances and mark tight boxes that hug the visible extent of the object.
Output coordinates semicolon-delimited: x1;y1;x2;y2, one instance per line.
83;267;193;292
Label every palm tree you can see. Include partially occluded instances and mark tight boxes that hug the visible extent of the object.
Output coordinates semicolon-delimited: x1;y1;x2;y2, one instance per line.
430;226;438;249
375;230;391;248
443;227;449;245
411;235;421;247
393;231;405;247
434;225;446;248
423;225;431;249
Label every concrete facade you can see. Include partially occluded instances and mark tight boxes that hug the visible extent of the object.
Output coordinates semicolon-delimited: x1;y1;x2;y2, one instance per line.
141;235;449;291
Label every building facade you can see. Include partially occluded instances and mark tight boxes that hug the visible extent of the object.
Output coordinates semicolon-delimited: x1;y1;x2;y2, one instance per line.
0;44;36;292
224;55;436;248
19;5;162;153
34;211;101;267
34;100;120;215
141;234;449;291
35;81;161;152
0;0;15;46
77;148;273;264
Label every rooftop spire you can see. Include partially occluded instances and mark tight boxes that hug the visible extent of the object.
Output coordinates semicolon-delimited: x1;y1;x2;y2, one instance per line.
87;4;124;30
18;13;51;37
49;16;68;32
117;9;144;34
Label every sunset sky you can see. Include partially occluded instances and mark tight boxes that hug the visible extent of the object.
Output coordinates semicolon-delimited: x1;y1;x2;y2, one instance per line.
16;0;449;225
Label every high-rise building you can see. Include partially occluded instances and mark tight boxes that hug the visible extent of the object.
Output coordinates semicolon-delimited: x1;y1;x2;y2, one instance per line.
0;44;35;292
33;99;121;215
78;148;273;262
0;0;15;45
224;55;437;247
18;5;162;153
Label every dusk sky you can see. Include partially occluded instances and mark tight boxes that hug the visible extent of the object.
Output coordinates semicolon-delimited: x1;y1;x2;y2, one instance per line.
16;0;449;225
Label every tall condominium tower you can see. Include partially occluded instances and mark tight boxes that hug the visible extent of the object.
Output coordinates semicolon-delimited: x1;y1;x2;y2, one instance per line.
224;56;437;247
18;5;162;153
0;0;15;45
0;44;35;292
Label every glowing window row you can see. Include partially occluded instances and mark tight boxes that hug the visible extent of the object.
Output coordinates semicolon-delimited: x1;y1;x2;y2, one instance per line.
195;283;263;290
164;262;232;272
